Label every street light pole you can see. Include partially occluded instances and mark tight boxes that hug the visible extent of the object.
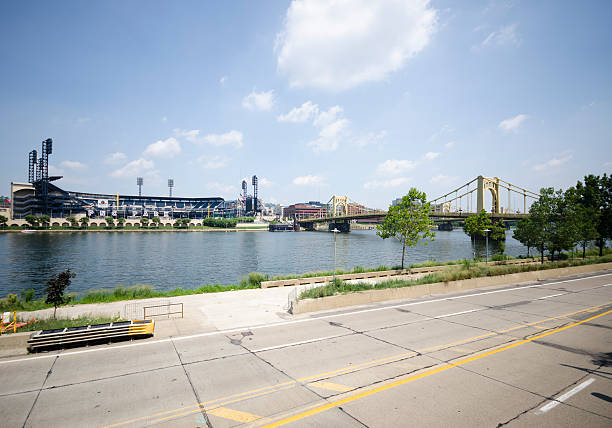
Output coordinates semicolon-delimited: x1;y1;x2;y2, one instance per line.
331;228;340;287
483;229;491;264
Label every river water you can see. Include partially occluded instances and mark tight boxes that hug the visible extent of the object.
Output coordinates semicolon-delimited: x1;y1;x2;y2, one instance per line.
0;229;527;297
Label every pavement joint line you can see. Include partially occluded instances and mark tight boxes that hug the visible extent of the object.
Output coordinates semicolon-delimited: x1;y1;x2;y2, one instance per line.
3;272;611;366
536;378;596;414
250;333;348;353
258;308;612;428
102;302;611;428
307;381;353;392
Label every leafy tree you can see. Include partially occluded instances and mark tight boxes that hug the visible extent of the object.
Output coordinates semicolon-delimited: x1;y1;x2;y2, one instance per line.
377;188;435;269
140;217;150;228
528;187;571;263
117;217;126;228
151;216;161;228
564;186;599;258
463;210;506;259
25;214;39;228
66;216;78;228
0;214;7;229
38;215;50;228
104;216;115;228
79;217;90;228
576;174;611;256
513;217;538;258
45;269;76;318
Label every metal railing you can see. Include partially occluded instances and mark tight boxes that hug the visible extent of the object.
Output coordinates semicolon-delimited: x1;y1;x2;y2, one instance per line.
143;302;184;319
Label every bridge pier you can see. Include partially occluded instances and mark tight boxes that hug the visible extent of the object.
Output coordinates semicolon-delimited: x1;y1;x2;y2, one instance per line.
302;222;315;231
329;221;350;233
438;221;453;231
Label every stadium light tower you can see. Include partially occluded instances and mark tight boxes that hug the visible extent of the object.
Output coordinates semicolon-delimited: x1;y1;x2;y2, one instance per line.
252;175;258;213
137;177;143;197
168;179;174;197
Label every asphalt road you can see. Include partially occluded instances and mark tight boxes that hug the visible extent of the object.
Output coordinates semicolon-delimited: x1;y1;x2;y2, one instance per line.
1;271;611;427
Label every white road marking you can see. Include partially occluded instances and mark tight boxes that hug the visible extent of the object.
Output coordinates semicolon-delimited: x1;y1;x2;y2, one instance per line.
250;334;345;353
1;273;610;366
537;378;595;414
536;293;566;300
434;309;480;319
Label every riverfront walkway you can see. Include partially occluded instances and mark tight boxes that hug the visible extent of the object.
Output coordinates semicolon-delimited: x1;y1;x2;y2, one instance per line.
1;270;610;427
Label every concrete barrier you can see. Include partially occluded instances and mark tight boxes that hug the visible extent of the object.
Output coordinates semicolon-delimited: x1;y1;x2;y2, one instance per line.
290;262;612;314
0;332;30;357
262;258;546;288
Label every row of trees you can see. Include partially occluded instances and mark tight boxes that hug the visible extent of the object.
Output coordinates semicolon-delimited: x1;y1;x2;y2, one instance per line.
514;174;611;262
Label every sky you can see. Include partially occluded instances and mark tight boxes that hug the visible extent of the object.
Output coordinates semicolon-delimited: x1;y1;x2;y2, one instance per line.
1;0;611;209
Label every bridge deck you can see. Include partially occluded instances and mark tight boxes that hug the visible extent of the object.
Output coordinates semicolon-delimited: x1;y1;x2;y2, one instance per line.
298;211;529;224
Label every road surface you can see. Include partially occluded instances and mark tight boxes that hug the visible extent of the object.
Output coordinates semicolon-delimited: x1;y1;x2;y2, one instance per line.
1;271;611;427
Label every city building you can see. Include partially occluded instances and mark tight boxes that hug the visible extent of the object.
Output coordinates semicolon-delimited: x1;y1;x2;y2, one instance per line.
283;201;327;220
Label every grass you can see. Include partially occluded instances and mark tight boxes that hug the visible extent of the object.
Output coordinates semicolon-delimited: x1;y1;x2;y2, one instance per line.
3;315;122;334
298;253;612;300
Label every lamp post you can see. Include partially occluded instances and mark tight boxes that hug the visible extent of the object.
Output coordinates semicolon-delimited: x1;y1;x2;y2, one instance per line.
331;228;340;287
483;229;491;264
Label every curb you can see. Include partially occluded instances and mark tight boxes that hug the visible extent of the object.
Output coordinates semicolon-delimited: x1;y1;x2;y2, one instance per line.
290;262;612;314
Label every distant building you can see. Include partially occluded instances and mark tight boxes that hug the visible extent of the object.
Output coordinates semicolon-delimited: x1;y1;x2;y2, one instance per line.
283;201;327;220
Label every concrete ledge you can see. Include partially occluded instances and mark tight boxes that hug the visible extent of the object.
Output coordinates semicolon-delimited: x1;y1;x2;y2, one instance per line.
262;258;546;288
290;262;612;314
0;332;31;357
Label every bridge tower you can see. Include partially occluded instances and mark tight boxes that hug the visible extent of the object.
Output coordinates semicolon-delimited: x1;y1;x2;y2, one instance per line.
329;195;349;216
476;176;501;214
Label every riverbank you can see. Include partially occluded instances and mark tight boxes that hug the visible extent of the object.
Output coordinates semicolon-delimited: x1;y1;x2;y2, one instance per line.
0;224;268;233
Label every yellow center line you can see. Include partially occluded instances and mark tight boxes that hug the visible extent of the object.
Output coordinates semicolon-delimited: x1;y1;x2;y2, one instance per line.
261;309;612;427
102;302;610;427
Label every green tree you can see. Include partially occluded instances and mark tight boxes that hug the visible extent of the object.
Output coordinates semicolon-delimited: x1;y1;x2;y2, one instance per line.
117;217;126;228
576;174;611;256
104;216;115;228
45;269;76;318
79;217;90;228
513;218;538;258
463;210;506;259
151;216;161;228
528;187;570;263
38;215;50;228
66;216;78;228
0;214;7;229
377;188;435;269
140;217;150;228
25;214;39;228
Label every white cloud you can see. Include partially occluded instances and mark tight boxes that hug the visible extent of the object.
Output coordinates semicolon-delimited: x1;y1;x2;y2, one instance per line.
364;177;410;190
259;177;273;186
161;116;167;123
356;130;387;148
377;159;418;175
430;174;457;185
423;151;439;160
206;182;237;195
277;101;319;123
293;175;325;186
242;90;276;111
144;137;181;158
313;106;343;128
219;76;227;84
104;152;127;165
197;155;227;169
60;160;87;169
202;130;244;148
110;158;154;178
174;128;201;143
49;165;64;175
499;114;528;132
533;154;573;171
276;0;437;90
308;118;349;152
444;141;456;149
480;24;520;47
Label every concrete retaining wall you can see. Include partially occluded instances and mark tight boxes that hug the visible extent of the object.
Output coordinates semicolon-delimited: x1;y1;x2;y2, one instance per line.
262;258;546;288
290;262;612;314
0;332;31;357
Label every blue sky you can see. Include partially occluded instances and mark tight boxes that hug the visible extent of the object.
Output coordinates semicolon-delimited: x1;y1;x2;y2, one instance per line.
1;0;610;209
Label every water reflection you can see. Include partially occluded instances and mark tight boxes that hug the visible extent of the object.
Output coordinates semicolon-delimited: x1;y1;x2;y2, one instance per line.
0;229;528;297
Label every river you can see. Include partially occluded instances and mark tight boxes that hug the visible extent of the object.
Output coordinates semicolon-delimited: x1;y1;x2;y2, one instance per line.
0;229;528;297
